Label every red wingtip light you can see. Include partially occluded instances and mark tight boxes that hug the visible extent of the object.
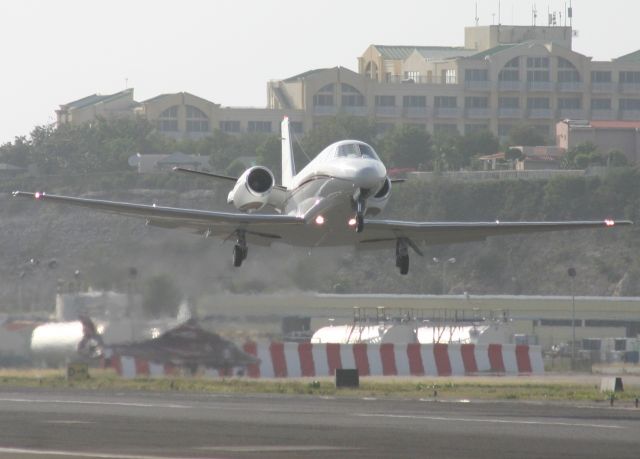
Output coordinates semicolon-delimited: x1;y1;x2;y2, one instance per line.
314;215;325;226
605;219;615;227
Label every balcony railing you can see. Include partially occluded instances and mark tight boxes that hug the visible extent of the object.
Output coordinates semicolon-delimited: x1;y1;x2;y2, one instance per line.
621;83;640;94
591;82;615;93
313;105;338;116
558;109;585;119
528;108;553;119
341;106;367;116
527;81;555;92
590;109;615;120
465;80;491;91
497;81;523;91
375;106;400;117
498;108;523;118
557;82;584;92
403;107;430;118
465;108;490;119
434;107;461;118
621;109;640;120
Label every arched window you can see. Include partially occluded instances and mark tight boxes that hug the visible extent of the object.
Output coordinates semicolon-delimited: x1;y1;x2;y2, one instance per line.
158;106;178;132
313;84;335;106
557;57;580;82
365;61;378;80
341;84;365;107
185;105;209;133
499;57;520;81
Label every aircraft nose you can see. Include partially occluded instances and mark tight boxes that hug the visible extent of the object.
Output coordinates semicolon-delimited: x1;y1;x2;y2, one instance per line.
355;165;384;189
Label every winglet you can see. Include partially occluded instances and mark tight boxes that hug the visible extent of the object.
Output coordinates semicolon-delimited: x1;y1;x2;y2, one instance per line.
281;117;296;189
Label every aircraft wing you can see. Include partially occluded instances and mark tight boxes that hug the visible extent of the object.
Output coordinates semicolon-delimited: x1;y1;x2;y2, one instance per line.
358;218;632;248
12;191;304;245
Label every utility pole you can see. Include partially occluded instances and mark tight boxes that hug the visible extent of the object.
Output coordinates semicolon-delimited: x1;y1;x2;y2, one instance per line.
568;267;577;370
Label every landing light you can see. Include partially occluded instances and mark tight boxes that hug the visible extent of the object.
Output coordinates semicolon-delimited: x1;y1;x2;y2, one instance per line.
348;218;357;227
605;219;615;227
34;192;43;200
315;215;325;226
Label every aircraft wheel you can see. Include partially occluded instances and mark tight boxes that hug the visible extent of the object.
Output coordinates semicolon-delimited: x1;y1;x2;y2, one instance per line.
233;245;244;267
398;255;409;275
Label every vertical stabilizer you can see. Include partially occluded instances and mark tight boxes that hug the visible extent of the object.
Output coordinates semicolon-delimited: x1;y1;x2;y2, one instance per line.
281;117;295;189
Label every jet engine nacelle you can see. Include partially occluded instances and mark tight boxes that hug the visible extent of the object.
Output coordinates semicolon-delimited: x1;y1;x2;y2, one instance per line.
365;177;392;216
227;166;275;211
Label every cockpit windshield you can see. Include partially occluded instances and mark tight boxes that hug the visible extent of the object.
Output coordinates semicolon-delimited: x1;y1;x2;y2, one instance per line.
336;143;379;160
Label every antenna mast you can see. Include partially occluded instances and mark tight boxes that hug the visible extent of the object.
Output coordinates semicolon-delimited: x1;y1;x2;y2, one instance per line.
475;2;479;26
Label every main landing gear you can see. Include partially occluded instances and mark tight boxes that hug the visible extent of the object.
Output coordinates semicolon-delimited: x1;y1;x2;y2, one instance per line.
232;231;248;267
355;194;366;233
395;238;410;275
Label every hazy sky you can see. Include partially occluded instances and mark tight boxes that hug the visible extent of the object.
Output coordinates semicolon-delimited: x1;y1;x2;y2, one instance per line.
1;0;637;145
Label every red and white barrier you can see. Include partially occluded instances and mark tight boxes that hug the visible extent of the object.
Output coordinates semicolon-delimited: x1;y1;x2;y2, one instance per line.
110;342;543;378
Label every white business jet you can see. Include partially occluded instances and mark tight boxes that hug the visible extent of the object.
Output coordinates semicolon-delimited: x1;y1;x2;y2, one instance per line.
13;117;631;274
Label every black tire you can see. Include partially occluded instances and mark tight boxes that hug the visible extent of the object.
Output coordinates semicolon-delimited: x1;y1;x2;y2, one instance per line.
356;214;364;233
398;255;409;275
232;245;243;267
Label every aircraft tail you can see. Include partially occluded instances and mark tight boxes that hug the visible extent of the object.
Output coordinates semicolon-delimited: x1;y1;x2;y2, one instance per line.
281;117;296;189
77;315;104;359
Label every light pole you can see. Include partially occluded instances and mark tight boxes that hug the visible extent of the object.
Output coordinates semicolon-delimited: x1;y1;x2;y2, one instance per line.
568;267;577;370
433;257;456;294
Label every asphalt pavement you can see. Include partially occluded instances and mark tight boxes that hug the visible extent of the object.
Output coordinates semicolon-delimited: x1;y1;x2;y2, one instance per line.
0;387;638;458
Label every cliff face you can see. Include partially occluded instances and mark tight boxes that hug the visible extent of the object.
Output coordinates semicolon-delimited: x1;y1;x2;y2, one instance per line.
1;177;637;313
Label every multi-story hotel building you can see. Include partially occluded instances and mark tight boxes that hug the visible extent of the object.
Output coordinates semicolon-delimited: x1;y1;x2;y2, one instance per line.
57;24;640;143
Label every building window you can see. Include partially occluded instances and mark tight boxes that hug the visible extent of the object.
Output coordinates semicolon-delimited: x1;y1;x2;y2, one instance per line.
247;121;272;133
591;99;611;110
557;58;580;82
341;84;365;106
444;69;457;84
313;84;335;106
465;69;488;81
620;71;640;83
402;95;426;107
558;97;582;109
290;121;303;134
434;96;457;108
464;96;488;108
185;105;209;133
591;71;611;83
498;97;519;108
527;97;550;109
526;56;550;82
158;106;178;132
620;99;640;110
403;71;420;81
219;120;240;133
375;95;395;107
499;57;520;81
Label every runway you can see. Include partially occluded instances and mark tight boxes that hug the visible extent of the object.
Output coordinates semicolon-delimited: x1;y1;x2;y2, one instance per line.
0;387;638;458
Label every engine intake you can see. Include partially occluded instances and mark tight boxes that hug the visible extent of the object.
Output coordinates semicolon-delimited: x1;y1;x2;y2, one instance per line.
228;166;275;211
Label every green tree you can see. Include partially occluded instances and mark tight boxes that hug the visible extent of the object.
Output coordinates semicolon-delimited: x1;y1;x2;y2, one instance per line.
508;123;546;146
141;274;182;318
255;135;281;179
432;132;462;171
606;150;629;167
379;124;433;169
457;129;499;167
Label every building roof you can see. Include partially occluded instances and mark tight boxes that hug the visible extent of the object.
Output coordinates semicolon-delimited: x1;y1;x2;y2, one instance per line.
615;49;640;63
589;120;640;130
283;68;332;83
373;45;471;60
469;43;519;59
62;89;134;110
